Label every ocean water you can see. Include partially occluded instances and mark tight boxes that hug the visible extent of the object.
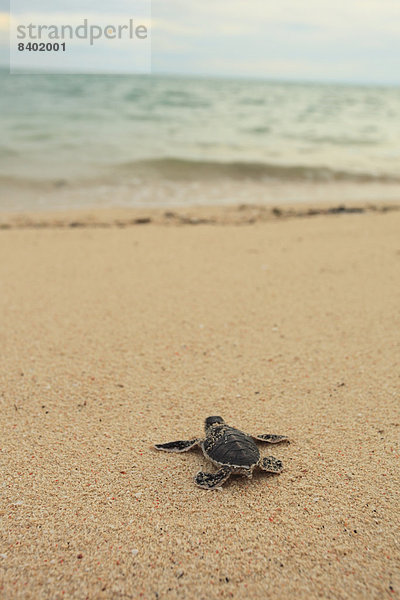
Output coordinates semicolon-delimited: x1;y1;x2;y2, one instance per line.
1;69;400;211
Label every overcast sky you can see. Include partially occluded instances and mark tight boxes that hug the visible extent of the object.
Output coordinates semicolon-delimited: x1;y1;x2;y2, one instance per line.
1;0;400;84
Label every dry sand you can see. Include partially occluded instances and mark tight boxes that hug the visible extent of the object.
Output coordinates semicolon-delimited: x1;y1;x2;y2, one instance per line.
0;206;399;599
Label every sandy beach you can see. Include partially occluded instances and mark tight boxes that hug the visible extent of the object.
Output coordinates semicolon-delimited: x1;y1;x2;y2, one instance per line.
0;205;399;599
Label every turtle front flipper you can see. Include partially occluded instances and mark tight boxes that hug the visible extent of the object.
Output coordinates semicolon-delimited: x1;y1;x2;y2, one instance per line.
253;434;289;444
154;439;201;453
195;466;232;489
259;456;283;473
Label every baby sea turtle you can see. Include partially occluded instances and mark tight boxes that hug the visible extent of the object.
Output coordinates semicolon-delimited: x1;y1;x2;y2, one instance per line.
154;416;288;489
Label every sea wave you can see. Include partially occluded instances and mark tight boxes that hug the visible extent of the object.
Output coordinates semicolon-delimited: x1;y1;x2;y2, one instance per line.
1;158;399;189
114;158;400;184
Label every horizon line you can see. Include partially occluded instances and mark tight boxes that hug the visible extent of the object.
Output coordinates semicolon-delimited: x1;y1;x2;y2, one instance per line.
0;65;399;89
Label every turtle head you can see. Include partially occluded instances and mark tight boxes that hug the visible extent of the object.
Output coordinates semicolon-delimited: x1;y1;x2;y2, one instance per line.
205;416;225;431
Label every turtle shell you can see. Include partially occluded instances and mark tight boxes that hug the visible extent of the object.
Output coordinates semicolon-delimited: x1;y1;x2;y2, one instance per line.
203;425;260;468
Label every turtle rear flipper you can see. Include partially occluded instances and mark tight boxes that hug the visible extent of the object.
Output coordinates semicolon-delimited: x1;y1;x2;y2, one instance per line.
154;439;201;453
195;466;232;489
259;456;283;473
254;434;289;444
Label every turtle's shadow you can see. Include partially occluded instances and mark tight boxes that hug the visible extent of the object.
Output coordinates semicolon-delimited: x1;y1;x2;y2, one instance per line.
228;469;278;488
193;461;280;490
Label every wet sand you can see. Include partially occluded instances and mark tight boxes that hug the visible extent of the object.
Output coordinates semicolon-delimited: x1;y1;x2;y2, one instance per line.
0;206;399;599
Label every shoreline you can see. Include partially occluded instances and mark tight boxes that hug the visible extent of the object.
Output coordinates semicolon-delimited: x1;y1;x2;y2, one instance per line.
1;200;399;229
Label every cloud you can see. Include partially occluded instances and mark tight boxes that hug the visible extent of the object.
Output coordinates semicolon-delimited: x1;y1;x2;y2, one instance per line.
153;0;400;36
0;11;8;48
1;0;400;83
151;0;400;84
